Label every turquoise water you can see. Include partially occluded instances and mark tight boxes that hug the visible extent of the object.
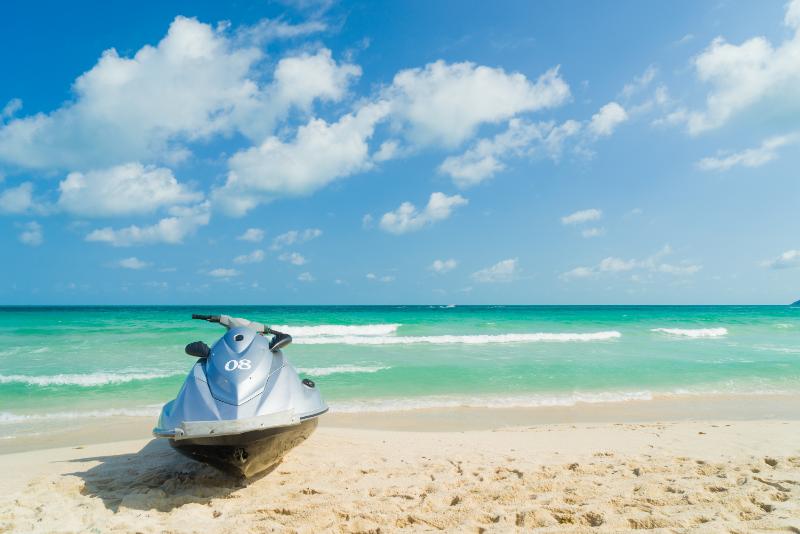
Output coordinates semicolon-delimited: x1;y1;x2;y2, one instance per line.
1;306;800;435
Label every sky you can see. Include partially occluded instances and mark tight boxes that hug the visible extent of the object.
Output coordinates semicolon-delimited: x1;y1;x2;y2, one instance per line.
1;0;799;305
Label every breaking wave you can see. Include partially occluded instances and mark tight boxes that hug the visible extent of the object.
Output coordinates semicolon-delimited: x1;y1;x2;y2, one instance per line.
294;331;622;345
297;365;391;376
330;391;654;413
651;327;728;338
0;406;162;425
272;324;401;337
0;371;183;387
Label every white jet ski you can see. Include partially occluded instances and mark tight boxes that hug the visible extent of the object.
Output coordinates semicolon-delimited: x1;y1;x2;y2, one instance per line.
153;314;327;477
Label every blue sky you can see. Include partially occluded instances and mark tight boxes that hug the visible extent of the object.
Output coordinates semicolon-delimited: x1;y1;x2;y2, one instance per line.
1;0;799;304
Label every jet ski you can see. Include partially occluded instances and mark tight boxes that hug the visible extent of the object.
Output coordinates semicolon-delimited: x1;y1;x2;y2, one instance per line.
153;314;327;477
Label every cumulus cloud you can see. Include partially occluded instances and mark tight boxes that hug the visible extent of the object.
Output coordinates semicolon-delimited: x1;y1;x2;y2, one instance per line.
385;61;570;147
588;102;628;136
237;228;264;242
279;251;307;265
561;208;602;225
471;258;519;283
697;134;798;171
297;271;315;282
0;182;36;214
58;162;200;217
761;249;800;269
430;258;457;273
0;17;360;172
438;118;581;187
118;257;151;269
17;221;43;246
214;103;388;215
271;228;322;249
233;249;265;264
678;0;800;134
0;17;263;170
85;202;210;246
379;192;468;234
561;246;701;279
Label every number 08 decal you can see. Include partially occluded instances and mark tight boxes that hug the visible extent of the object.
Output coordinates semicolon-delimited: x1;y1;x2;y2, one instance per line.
224;359;252;371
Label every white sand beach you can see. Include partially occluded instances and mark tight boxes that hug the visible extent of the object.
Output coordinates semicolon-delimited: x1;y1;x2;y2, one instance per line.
1;414;799;533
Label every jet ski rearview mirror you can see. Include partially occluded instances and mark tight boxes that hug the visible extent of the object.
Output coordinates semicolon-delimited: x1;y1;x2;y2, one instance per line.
269;332;292;352
185;341;210;358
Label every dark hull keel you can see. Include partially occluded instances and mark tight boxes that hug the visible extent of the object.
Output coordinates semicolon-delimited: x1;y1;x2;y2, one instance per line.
169;417;319;477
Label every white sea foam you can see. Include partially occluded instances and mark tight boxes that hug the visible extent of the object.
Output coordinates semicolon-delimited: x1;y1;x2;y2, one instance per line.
294;331;622;345
297;365;391;376
0;406;162;425
651;327;728;338
0;371;183;387
330;391;654;413
272;324;401;337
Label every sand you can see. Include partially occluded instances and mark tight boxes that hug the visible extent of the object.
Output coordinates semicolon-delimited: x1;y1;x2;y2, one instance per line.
0;419;799;533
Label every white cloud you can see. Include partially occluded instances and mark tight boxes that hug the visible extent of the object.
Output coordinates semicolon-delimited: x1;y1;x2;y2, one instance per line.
0;182;35;214
438;118;581;187
0;18;360;172
379;192;468;234
279;251;307;265
761;249;800;269
58;162;200;217
271;228;322;249
438;95;629;188
297;271;315;282
697;134;798;171
373;140;400;162
366;273;394;283
233;249;265;264
561;246;701;279
430;258;457;274
17;221;42;246
118;257;151;269
237;228;264;242
361;214;374;228
273;49;360;110
1;98;22;120
561;208;602;225
471;258;519;283
209;268;239;278
621;66;657;99
234;17;327;45
680;0;800;134
588;102;628;136
85;202;210;246
385;61;570;147
214;103;388;215
581;227;605;238
0;17;263;170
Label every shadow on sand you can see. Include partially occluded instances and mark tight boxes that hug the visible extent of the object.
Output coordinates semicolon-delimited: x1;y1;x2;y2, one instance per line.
65;439;277;512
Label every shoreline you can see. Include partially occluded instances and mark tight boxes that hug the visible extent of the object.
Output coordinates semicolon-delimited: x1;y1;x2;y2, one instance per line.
1;420;798;532
2;393;799;455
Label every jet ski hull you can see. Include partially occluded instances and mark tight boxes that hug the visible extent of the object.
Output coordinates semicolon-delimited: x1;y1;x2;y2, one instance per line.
169;416;319;478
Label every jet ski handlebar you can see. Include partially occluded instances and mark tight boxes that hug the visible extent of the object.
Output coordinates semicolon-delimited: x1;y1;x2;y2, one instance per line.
192;314;221;322
191;314;286;339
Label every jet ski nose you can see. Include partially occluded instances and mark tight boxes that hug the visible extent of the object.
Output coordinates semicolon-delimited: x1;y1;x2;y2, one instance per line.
223;327;257;353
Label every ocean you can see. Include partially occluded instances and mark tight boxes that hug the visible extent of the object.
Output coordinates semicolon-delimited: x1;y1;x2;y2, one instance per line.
1;305;799;438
